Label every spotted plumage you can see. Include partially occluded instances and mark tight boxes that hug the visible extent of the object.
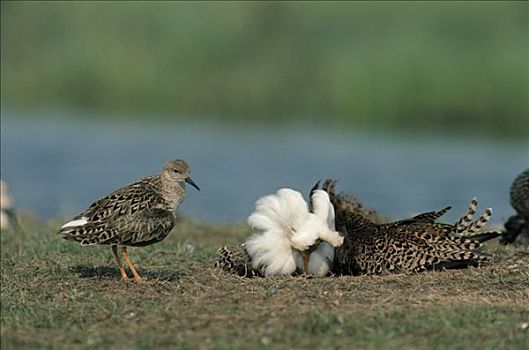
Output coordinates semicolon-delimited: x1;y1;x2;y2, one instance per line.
502;168;529;244
58;159;200;283
317;180;501;275
214;246;261;277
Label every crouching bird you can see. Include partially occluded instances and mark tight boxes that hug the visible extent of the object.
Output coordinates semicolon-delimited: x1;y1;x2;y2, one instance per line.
215;188;344;277
317;180;502;275
58;159;200;283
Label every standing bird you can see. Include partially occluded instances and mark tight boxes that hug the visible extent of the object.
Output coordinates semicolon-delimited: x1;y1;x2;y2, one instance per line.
502;168;529;244
316;180;501;275
58;160;200;283
215;188;344;277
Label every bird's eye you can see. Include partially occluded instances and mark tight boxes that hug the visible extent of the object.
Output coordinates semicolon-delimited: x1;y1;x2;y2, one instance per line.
174;169;180;173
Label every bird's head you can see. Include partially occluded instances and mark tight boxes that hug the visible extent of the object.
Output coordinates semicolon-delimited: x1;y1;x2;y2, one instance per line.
162;159;200;191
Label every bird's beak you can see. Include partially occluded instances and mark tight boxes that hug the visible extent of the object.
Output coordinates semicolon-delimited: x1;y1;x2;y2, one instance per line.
303;251;310;274
185;177;200;191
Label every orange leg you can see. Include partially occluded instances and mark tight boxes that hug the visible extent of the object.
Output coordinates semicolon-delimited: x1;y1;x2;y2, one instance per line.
111;245;128;282
303;251;310;274
122;247;142;284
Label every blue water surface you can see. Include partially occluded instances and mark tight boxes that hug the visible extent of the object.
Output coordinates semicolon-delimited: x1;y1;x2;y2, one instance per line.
1;112;527;225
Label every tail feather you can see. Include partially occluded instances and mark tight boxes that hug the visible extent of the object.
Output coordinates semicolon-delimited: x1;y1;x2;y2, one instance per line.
308;180;321;212
321;179;337;197
464;208;492;234
454;197;478;233
411;206;451;223
451;198;498;242
462;230;502;243
412;237;488;271
432;255;489;270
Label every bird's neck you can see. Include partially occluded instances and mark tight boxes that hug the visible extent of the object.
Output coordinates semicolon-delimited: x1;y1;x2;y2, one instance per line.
159;174;186;210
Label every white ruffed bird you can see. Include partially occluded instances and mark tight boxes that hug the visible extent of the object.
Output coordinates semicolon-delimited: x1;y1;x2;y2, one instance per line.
243;187;344;277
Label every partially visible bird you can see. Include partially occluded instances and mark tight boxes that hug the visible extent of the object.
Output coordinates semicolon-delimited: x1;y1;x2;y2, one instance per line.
502;168;529;244
0;180;21;231
58;159;200;283
215;245;261;277
214;188;344;277
316;180;501;275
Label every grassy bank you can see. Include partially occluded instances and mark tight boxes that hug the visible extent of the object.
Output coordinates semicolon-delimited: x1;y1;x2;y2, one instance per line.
1;219;528;349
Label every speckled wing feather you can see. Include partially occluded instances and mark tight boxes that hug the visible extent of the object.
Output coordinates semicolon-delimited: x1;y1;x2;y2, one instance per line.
333;211;498;276
76;175;162;222
316;180;501;275
101;208;175;246
214;246;261;277
58;175;175;246
503;169;529;244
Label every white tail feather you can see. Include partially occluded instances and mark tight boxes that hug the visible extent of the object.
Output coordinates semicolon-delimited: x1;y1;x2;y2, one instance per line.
60;217;88;229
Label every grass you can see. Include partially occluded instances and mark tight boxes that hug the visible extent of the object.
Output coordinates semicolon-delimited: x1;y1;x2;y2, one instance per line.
1;219;528;349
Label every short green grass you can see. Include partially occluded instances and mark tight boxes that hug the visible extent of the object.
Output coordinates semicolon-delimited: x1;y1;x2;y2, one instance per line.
1;219;528;349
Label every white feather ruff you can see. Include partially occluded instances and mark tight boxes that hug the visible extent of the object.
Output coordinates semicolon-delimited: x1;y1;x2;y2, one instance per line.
245;188;343;277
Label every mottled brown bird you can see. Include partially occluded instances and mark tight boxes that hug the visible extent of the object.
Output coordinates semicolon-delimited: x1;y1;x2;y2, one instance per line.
502;168;529;244
58;159;200;283
318;180;501;275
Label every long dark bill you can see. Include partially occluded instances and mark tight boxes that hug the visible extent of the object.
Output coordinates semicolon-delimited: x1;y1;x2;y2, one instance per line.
185;177;200;191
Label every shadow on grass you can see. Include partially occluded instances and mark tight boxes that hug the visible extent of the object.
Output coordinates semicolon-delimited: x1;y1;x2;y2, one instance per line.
70;265;181;282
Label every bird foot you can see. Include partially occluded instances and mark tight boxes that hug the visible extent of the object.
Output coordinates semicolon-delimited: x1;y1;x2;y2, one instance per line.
119;270;129;282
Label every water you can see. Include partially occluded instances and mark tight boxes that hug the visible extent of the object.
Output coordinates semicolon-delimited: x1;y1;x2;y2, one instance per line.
1;113;527;225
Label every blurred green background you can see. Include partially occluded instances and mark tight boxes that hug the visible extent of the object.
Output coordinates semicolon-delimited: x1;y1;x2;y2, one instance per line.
1;1;528;137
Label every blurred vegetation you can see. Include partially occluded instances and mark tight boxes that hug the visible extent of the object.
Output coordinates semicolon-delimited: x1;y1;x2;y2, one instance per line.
1;2;527;137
